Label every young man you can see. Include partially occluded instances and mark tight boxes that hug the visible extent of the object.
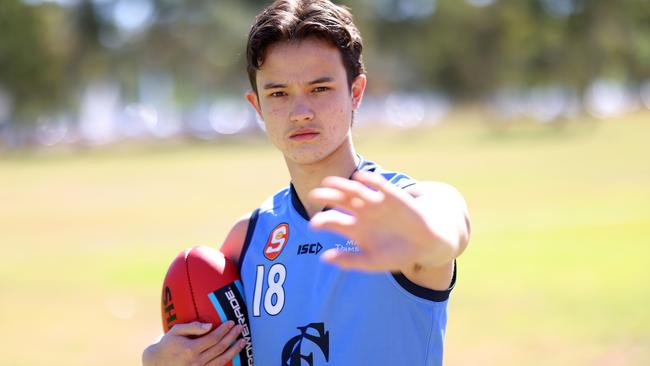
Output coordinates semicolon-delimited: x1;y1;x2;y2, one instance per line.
142;0;470;365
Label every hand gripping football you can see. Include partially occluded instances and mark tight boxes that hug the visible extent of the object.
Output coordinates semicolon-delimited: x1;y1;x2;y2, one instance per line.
161;246;253;365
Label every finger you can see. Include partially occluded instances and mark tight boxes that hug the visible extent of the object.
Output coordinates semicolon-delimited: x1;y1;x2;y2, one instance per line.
320;175;382;203
194;321;235;353
320;248;384;272
309;187;366;213
168;321;213;337
309;209;356;236
351;171;392;195
204;338;247;366
199;324;243;362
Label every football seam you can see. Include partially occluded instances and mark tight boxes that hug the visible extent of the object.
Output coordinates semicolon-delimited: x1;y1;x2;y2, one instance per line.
185;250;201;321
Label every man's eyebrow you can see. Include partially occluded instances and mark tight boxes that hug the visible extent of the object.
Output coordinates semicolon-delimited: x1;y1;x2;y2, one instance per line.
308;76;334;85
262;77;334;90
262;82;287;90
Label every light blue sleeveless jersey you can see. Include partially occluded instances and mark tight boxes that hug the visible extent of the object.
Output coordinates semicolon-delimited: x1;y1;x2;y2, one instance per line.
239;157;456;366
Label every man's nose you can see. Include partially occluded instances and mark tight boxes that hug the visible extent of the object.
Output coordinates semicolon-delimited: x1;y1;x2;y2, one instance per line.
289;97;314;123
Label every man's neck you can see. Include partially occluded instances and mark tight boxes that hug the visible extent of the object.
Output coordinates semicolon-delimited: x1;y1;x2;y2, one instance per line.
286;140;359;219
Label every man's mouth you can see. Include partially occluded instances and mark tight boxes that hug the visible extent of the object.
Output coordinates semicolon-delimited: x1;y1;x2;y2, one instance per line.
289;129;319;141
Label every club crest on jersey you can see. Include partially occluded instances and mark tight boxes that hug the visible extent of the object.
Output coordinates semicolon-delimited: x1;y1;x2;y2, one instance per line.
281;322;329;366
264;223;289;260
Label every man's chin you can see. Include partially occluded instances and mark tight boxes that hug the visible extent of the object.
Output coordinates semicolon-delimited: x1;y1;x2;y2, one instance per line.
283;150;329;166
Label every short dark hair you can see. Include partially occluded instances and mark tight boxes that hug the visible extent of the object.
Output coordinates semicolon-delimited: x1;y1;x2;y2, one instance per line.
246;0;365;94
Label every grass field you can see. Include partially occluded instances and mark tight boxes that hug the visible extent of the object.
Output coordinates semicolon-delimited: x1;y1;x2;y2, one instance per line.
1;110;649;365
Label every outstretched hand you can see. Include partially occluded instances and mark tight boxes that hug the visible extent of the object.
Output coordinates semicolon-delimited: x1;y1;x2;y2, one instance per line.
308;171;438;272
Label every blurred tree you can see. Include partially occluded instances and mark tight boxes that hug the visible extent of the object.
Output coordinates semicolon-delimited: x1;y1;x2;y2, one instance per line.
1;0;649;131
0;0;65;122
139;0;254;103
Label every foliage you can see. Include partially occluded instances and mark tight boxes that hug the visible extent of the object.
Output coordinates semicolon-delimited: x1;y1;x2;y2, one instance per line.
0;0;649;124
0;0;66;121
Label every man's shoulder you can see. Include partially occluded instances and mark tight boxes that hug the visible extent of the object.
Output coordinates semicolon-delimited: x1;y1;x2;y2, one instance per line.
220;212;253;266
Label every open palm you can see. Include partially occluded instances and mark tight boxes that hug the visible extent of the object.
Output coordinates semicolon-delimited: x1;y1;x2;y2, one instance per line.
308;171;436;272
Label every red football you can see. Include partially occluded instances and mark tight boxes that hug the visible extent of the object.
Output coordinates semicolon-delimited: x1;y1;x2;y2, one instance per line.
160;246;253;364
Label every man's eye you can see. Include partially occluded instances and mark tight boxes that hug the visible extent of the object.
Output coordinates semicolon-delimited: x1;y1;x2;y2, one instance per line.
270;91;287;97
313;86;329;93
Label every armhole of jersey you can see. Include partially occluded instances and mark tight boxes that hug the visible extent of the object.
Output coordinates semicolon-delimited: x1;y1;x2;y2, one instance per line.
237;208;260;273
391;260;457;302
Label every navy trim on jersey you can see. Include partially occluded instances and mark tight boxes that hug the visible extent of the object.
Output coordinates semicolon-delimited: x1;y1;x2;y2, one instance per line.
290;155;375;221
357;157;376;173
289;184;311;221
392;260;457;302
238;208;260;273
399;180;417;190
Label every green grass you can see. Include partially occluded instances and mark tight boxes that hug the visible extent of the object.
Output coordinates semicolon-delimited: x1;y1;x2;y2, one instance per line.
1;111;649;365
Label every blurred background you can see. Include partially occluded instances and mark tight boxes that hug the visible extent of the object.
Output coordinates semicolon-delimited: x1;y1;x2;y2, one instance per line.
0;0;649;365
2;0;650;145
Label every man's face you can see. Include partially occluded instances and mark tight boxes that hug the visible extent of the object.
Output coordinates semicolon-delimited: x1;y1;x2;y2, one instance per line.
245;38;366;165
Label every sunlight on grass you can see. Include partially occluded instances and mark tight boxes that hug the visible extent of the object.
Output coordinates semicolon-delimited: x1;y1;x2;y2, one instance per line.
1;111;648;365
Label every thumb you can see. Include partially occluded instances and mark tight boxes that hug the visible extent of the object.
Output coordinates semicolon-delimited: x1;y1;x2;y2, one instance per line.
168;321;213;337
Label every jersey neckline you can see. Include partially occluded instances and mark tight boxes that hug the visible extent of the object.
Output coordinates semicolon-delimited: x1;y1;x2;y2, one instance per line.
289;155;376;221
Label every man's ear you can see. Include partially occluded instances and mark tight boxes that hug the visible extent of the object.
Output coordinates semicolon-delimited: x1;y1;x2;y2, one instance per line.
245;90;263;120
350;74;367;110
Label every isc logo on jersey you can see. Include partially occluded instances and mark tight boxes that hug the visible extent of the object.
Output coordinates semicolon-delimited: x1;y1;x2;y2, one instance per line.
264;223;289;260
